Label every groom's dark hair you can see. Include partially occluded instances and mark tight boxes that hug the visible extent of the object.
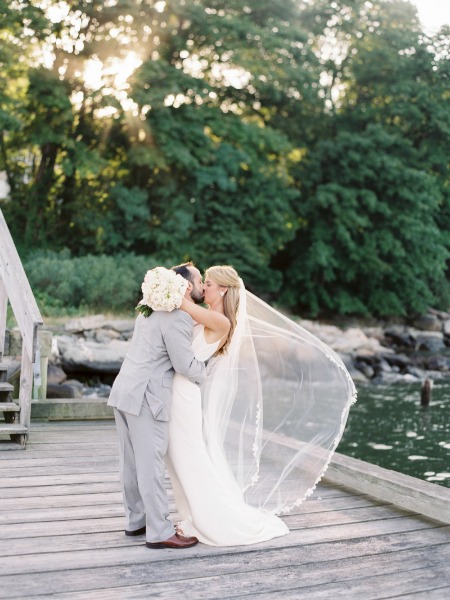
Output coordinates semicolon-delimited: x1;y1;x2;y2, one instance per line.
171;261;195;284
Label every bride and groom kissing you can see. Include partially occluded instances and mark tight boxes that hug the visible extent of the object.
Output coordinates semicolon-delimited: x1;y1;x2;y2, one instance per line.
108;262;356;549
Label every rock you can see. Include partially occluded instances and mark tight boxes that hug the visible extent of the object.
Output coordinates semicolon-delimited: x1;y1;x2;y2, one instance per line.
354;352;380;367
95;329;121;344
373;372;421;384
56;336;129;374
383;326;415;349
361;326;385;340
82;383;112;398
329;328;386;354
293;320;388;355
378;358;393;373
46;382;83;398
405;366;427;379
348;368;369;383
412;314;442;332
443;319;450;336
383;353;411;369
425;355;449;371
65;315;105;333
47;364;67;385
428;308;450;320
337;353;368;383
66;379;85;391
410;330;445;352
356;363;375;379
103;319;135;334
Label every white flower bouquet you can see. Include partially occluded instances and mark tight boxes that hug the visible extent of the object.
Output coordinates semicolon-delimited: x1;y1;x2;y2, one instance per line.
136;267;188;317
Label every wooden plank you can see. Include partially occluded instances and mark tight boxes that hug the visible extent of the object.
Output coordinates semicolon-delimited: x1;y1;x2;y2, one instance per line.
0;491;123;510
0;538;449;598
0;527;448;579
0;442;26;451
0;382;14;393
0;497;399;524
29;421;115;429
0;481;122;499
393;588;450;600
325;452;450;524
0;279;7;358
0;491;379;514
17;339;32;432
223;568;450;600
6;442;118;452
0;481;355;501
0;424;27;435
26;430;117;440
1;519;447;560
0;503;124;525
0;447;117;461
26;434;116;443
0;471;119;489
0;509;439;547
1;419;448;600
0;459;119;477
0;402;20;412
39;571;450;600
1;525;448;574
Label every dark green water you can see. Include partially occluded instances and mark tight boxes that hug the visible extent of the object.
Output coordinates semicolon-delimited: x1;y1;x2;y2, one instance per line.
337;381;450;488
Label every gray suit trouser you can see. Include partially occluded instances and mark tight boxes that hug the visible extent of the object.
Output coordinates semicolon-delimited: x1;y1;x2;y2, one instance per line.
113;397;175;543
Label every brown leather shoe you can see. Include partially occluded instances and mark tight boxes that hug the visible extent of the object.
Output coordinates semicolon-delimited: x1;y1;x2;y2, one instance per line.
146;532;199;549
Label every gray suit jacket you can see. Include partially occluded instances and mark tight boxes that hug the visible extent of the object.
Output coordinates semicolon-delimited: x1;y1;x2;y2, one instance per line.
107;310;205;419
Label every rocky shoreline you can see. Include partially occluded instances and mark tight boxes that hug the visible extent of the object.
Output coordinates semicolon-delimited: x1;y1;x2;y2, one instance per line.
6;309;450;399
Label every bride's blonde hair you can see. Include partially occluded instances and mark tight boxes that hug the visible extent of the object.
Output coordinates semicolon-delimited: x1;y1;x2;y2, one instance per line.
205;265;240;356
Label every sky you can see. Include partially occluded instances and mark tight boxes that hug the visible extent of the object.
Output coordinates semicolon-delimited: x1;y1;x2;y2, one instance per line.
412;0;450;32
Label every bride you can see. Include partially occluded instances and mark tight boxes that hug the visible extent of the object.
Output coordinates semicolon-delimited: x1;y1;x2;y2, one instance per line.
166;265;356;546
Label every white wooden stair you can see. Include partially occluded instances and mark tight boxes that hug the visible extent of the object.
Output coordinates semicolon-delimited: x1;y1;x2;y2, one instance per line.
0;381;14;393
0;366;26;444
1;208;44;448
0;423;27;434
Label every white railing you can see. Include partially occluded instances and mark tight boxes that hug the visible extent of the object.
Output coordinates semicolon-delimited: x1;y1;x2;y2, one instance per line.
0;208;43;437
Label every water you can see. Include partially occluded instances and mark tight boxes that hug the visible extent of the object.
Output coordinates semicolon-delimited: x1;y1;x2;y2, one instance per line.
337;381;450;488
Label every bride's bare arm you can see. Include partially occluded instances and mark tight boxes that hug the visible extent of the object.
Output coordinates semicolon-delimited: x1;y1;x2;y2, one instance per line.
180;298;230;338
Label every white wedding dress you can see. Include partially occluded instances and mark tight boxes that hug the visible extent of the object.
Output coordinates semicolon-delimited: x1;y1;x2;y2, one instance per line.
166;324;289;546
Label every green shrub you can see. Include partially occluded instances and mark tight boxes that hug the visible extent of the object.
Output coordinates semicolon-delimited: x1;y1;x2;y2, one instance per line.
23;250;171;315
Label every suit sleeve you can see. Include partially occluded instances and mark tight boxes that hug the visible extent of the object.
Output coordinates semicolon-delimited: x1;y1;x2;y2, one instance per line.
163;312;206;385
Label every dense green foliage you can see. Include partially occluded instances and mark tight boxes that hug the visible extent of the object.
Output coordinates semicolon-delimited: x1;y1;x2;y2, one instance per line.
1;0;449;316
23;250;158;315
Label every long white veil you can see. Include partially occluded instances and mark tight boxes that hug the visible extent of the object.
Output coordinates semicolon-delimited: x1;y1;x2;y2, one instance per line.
202;279;357;515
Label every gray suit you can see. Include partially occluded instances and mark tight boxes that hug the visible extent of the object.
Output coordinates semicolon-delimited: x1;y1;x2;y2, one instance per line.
108;310;205;542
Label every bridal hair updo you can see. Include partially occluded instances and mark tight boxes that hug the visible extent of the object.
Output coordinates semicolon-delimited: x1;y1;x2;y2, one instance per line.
204;265;240;356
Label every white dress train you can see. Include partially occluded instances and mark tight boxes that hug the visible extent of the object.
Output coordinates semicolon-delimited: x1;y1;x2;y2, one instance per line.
166;325;289;546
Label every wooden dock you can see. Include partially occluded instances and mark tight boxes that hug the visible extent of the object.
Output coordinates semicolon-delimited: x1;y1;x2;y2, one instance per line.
1;420;449;599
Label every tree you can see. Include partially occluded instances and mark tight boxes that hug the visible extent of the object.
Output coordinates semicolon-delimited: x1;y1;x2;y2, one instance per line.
0;0;53;244
277;124;449;316
97;0;312;289
1;0;449;315
277;0;450;315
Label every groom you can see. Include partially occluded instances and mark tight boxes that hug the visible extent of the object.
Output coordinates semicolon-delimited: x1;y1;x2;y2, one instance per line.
108;262;206;548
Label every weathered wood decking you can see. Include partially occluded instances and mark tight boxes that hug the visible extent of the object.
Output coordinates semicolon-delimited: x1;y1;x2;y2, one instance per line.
1;420;449;599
